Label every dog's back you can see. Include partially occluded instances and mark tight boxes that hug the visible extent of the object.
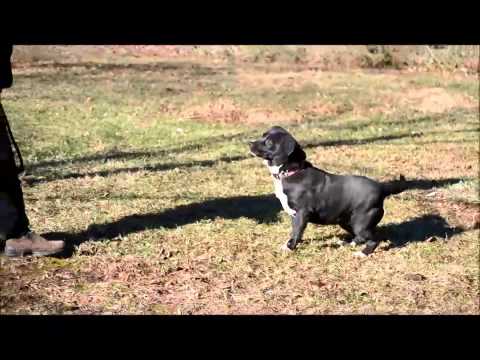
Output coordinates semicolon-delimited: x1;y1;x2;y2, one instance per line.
249;125;408;256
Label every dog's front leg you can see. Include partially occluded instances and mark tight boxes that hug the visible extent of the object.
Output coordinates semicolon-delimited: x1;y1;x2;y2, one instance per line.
281;210;309;252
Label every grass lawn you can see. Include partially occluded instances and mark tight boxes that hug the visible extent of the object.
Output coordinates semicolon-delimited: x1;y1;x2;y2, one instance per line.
0;54;478;314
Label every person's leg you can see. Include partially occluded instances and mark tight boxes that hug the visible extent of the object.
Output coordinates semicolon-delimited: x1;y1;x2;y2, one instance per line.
0;102;30;240
0;102;65;256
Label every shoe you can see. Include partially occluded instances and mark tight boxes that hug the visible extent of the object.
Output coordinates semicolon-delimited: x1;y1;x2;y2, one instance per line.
5;231;65;257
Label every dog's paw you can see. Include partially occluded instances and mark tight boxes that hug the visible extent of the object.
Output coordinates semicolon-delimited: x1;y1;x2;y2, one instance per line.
285;209;297;217
279;243;293;253
335;238;350;246
353;251;368;258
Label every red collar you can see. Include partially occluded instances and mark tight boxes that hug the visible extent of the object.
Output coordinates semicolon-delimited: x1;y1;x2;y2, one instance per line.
273;168;303;180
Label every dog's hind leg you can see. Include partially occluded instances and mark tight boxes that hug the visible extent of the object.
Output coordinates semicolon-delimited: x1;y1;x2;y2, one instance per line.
351;229;379;257
361;237;380;256
351;208;384;256
338;222;355;245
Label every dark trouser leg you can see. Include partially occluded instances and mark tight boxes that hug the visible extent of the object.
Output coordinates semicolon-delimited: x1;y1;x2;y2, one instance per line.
0;102;30;241
1;101;65;257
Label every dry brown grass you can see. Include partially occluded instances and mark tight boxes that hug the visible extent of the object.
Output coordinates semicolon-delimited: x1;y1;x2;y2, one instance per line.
1;47;478;314
401;88;477;114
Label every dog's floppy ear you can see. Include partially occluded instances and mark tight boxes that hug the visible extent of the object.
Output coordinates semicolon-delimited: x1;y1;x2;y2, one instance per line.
291;144;306;162
283;135;296;156
272;134;297;165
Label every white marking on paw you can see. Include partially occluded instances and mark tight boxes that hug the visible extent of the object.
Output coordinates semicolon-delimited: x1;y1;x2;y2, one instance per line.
353;251;367;258
280;243;293;253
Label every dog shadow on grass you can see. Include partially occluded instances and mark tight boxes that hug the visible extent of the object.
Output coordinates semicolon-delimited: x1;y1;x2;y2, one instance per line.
313;213;464;252
378;214;464;249
379;176;467;249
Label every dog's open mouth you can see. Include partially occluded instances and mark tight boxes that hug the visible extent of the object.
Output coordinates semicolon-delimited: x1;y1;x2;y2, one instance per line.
249;147;264;158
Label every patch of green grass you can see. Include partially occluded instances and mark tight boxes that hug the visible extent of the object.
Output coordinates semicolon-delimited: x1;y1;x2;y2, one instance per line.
1;56;478;315
441;179;479;205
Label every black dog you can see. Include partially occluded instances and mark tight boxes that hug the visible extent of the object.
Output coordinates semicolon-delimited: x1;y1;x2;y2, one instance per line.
249;126;407;256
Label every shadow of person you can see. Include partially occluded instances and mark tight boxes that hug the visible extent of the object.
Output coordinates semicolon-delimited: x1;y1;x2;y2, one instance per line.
43;194;282;252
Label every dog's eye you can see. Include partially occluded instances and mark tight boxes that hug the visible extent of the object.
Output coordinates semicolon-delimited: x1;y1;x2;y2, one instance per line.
265;139;273;147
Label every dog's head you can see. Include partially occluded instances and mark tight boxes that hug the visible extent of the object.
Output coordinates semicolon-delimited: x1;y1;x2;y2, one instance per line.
249;126;306;166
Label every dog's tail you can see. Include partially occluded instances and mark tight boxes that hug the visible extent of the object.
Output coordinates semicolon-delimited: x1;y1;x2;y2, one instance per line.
381;174;407;197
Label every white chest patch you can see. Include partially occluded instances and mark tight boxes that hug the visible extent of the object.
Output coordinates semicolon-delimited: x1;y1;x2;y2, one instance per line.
265;161;297;217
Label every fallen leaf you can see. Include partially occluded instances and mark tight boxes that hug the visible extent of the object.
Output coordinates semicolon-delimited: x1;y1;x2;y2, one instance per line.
405;273;427;281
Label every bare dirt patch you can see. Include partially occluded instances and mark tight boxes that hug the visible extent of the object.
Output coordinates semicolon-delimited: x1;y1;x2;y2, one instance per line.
236;68;319;90
184;98;301;125
434;200;480;230
401;88;477;114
